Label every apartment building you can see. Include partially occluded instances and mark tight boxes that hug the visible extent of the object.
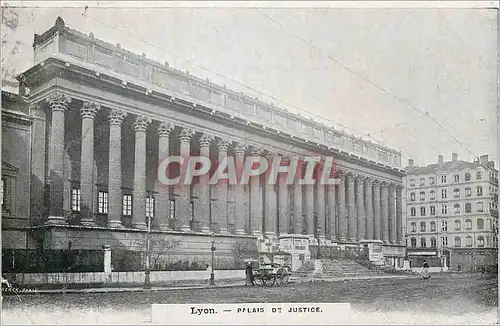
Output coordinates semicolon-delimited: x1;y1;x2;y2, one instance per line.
405;153;498;272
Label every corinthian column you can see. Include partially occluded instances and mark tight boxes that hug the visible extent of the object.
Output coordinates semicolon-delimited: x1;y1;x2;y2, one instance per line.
316;165;326;239
234;143;247;235
178;127;195;232
305;161;315;238
214;138;230;233
264;154;277;237
337;171;347;242
347;172;357;242
364;178;374;240
278;156;290;235
356;176;365;241
373;180;381;240
79;102;100;227
389;184;397;244
107;109;127;228
199;133;214;233
396;185;404;244
293;159;304;235
250;148;263;236
381;181;389;244
327;167;337;242
132;116;151;229
155;122;175;230
45;92;71;225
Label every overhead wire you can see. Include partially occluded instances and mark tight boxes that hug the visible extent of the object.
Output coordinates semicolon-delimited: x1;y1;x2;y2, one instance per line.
256;8;480;161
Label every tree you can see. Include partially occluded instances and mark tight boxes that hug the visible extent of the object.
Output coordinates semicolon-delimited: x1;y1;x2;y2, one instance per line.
231;240;258;268
140;237;182;269
1;7;21;89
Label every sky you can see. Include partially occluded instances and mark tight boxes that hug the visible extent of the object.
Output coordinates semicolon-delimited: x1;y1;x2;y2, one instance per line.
1;2;498;168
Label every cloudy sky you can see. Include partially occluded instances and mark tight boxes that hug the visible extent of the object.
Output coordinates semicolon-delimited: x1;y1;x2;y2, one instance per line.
2;2;498;167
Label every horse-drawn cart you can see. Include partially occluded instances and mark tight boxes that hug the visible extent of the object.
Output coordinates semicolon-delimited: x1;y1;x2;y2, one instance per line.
253;263;291;287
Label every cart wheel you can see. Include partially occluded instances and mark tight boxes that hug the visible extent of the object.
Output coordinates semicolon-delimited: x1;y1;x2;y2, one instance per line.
276;268;289;286
262;274;275;287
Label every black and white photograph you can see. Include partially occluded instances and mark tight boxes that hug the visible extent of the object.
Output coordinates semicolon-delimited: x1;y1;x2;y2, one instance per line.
1;1;498;324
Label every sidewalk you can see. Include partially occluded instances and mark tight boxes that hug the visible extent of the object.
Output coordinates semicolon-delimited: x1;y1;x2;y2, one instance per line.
4;273;422;295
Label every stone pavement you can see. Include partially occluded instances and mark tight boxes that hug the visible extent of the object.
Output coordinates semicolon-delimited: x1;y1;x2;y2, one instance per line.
4;273;426;295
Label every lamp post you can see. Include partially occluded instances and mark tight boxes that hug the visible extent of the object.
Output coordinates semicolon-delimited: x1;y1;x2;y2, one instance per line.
210;232;215;286
144;213;151;289
316;226;321;259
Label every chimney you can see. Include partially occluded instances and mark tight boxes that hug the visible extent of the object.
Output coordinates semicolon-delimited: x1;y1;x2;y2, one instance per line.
408;159;414;166
438;155;443;165
452;153;458;162
480;155;489;165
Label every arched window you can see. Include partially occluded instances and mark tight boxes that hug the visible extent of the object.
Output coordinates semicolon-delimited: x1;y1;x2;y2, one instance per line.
453;188;460;198
454;204;461;214
477;218;484;230
420;222;426;232
477;236;485;247
465;172;471;181
466;236;473;247
454;220;461;230
430;237;437;248
410;237;417;247
477;186;483;196
465;203;471;213
419;191;425;201
410;207;416;216
420;206;426;216
420;237;426;248
410;192;415;201
411;222;417;232
454;237;461;247
430;190;436;200
465;219;472;230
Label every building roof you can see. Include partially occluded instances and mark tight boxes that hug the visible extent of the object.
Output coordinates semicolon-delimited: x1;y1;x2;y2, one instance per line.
406;160;496;176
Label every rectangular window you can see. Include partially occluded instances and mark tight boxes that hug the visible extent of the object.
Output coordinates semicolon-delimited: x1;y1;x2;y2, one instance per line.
441;220;448;231
419;178;425;186
454;204;460;214
420;207;426;216
454;174;460;182
98;191;108;214
442;236;448;246
441;189;447;199
409;179;415;187
146;196;155;218
477;202;484;212
430;221;436;232
429;177;435;185
441;204;447;215
465;188;471;197
441;175;447;183
71;188;81;212
430;206;436;215
169;199;176;220
122;194;132;216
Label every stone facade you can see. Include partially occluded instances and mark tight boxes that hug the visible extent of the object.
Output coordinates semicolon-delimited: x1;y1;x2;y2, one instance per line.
2;17;407;270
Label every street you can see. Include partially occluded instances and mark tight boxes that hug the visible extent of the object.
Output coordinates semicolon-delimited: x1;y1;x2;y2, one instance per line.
2;275;497;324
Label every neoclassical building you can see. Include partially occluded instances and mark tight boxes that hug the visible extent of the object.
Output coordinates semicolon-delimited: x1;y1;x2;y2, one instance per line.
2;17;406;270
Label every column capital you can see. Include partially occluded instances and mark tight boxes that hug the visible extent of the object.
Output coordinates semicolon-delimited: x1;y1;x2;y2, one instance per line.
396;184;404;191
81;101;101;119
158;122;175;137
381;181;389;188
346;171;355;182
217;138;231;152
109;109;127;125
335;169;345;179
250;147;263;156
29;104;44;118
372;179;381;187
234;143;248;157
364;178;373;187
132;116;152;132
179;127;195;142
47;92;71;112
356;175;366;183
388;183;397;190
199;133;215;148
280;155;291;166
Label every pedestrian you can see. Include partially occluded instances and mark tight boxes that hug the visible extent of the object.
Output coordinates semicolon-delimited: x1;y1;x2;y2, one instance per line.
245;261;255;287
422;260;430;279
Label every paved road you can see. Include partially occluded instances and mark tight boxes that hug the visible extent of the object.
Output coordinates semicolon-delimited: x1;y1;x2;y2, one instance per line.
2;275;497;325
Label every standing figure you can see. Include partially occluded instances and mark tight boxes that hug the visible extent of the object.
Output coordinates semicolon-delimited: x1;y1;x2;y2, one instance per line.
245;262;255;286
